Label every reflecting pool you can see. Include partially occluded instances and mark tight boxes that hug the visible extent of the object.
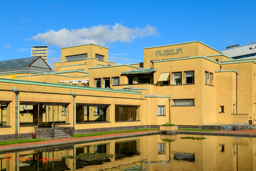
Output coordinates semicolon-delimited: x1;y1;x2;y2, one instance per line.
0;134;255;170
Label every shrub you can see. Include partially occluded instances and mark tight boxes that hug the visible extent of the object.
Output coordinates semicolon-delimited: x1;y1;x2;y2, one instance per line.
162;123;175;126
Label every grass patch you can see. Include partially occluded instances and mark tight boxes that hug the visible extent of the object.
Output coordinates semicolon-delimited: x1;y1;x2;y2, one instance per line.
0;139;46;146
162;123;176;126
74;128;159;138
181;136;206;140
178;128;216;131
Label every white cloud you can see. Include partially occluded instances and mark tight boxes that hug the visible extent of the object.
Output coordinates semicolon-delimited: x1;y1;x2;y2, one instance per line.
3;44;11;49
31;23;158;48
17;48;29;52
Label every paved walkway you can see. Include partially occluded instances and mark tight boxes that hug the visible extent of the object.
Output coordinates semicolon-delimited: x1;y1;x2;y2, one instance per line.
0;130;160;152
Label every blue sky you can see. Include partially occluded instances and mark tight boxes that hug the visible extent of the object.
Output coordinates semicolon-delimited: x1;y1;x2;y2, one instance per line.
0;0;255;69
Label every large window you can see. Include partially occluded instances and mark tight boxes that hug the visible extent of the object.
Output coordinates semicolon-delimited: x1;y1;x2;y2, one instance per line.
112;77;119;86
158;106;165;116
173;72;182;85
0;102;10;126
66;53;87;62
95;54;104;61
115;140;140;160
138;75;151;84
185;71;194;84
104;78;110;88
95;78;101;88
205;72;208;84
173;99;194;106
76;105;109;122
115;106;140;122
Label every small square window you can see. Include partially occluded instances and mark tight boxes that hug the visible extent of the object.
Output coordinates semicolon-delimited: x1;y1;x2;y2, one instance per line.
173;72;182;85
158;143;165;154
185;71;194;84
158;106;165;116
216;59;219;62
220;106;224;113
95;79;101;88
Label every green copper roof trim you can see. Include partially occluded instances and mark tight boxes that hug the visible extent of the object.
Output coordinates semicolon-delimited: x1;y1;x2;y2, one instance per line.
76;75;89;78
59;63;87;68
88;64;141;70
222;56;256;62
61;43;108;49
143;41;222;54
87;57;97;59
206;54;232;59
215;70;238;73
0;78;141;95
130;88;146;90
153;56;221;65
16;73;75;78
106;61;115;63
221;60;256;65
145;95;170;98
55;70;89;74
97;63;106;66
0;71;42;76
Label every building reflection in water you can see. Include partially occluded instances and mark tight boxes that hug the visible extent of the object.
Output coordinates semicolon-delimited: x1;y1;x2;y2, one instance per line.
1;134;256;170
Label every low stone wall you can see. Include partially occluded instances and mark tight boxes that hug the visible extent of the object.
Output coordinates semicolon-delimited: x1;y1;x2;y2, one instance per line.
74;125;160;134
0;133;33;142
35;127;73;139
178;125;202;129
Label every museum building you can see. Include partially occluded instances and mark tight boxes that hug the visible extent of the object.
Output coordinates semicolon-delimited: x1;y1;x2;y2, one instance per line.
0;41;255;140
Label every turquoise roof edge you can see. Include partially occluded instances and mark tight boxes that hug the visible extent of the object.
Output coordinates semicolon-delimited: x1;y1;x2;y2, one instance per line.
16;73;75;78
88;64;142;70
61;43;108;49
55;70;89;74
215;70;238;73
0;78;141;95
143;41;222;54
152;56;221;65
145;95;170;98
0;71;43;76
222;56;256;62
59;63;87;68
153;56;256;65
206;54;232;59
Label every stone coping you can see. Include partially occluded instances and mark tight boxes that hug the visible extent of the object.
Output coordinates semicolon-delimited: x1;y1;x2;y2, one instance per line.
0;130;160;153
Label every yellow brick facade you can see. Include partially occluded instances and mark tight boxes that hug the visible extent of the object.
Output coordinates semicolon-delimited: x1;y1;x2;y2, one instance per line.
0;41;254;138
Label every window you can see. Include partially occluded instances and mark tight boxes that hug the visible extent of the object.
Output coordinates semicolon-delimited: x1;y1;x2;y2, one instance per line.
95;79;101;88
138;75;151;84
210;73;213;85
185;71;194;84
95;107;99;115
95;54;104;61
216;59;219;62
205;72;208;84
220;106;224;113
220;144;225;152
158;143;165;154
104;78;110;88
158;73;170;86
0;103;10;126
158;106;165;116
173;99;194;106
112;77;119;85
115;106;139;121
66;53;87;62
128;76;133;85
173;72;182;85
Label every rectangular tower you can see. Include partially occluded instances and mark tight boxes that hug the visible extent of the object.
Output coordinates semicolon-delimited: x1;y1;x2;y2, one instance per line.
31;45;48;62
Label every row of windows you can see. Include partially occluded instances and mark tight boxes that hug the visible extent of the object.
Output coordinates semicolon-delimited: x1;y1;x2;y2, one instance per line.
95;77;120;88
232;53;256;59
159;71;214;86
158;99;195;116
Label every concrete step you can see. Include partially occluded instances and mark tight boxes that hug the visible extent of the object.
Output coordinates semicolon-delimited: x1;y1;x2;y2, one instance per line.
54;129;72;139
